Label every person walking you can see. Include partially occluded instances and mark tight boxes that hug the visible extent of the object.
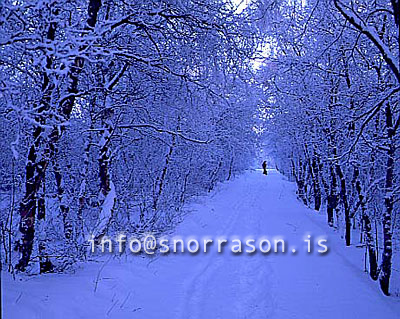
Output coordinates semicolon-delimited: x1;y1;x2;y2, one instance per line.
262;161;268;175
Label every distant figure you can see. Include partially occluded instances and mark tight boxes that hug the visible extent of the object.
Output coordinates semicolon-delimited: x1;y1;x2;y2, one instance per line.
262;161;268;175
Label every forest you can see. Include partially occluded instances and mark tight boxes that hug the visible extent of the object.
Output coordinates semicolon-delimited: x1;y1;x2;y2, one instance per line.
1;0;400;318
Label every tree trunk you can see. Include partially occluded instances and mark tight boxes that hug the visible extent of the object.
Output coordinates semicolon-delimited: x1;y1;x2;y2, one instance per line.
362;214;379;280
94;106;116;242
54;155;72;240
16;17;57;271
292;158;308;205
335;162;351;246
327;163;337;227
311;155;322;211
352;165;379;280
227;157;234;180
379;104;395;296
154;134;176;210
16;0;102;271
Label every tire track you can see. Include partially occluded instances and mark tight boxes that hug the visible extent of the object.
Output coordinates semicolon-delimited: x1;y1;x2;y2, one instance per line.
178;172;276;319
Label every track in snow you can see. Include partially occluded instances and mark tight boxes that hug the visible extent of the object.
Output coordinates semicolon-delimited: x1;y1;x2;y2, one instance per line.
4;169;400;319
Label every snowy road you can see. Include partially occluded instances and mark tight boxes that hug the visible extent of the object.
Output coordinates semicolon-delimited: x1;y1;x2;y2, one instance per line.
4;169;400;318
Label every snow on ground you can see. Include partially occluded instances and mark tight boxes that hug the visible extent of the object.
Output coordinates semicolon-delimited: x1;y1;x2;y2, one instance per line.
4;169;400;318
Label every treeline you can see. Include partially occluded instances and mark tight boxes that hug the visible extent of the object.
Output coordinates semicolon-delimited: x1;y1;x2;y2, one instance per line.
0;0;263;273
261;1;400;295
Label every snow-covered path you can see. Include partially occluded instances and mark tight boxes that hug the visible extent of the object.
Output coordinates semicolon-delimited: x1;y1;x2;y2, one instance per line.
4;169;400;318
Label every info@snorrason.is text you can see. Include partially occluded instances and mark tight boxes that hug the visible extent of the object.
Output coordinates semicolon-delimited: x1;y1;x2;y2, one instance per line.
88;234;329;255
